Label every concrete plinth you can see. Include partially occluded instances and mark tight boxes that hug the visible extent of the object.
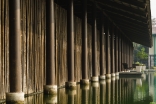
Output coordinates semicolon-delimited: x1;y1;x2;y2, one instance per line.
99;75;106;80
111;73;115;77
44;85;57;95
106;74;111;79
44;95;57;103
6;92;24;103
65;82;76;89
91;82;99;87
80;79;90;85
115;72;119;76
91;76;99;82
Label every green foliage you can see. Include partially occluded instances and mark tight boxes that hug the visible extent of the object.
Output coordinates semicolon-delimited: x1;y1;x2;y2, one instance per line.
137;47;148;60
133;43;148;65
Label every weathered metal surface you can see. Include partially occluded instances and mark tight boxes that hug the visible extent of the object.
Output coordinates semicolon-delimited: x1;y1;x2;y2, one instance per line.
105;21;111;74
110;25;115;74
115;30;118;73
81;0;88;80
46;0;55;85
92;2;98;77
67;0;74;82
9;0;22;92
100;16;105;76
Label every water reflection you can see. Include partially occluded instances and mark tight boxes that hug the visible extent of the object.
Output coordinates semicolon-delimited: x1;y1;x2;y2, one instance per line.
5;72;156;104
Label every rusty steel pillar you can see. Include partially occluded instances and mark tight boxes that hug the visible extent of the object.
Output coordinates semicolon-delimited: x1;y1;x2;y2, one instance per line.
80;0;89;85
118;34;121;72
7;0;24;103
44;0;57;95
110;25;115;77
105;21;111;79
66;0;76;88
91;2;98;82
99;14;106;80
115;30;119;75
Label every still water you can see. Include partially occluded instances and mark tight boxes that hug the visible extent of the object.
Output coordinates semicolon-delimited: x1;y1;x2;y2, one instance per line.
2;72;156;104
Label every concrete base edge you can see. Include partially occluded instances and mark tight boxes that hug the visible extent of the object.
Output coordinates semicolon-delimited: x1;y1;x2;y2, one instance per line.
106;74;111;79
6;92;24;103
99;75;105;80
65;82;76;89
80;79;90;85
111;73;115;77
115;72;119;76
91;76;99;82
44;85;57;95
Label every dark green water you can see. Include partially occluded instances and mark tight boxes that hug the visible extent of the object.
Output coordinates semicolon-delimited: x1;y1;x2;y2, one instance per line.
3;72;156;104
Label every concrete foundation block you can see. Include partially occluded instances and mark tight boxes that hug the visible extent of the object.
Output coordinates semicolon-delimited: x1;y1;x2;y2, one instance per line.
44;85;57;95
80;79;90;85
65;82;76;89
6;92;24;103
99;75;106;80
91;76;99;82
106;74;111;79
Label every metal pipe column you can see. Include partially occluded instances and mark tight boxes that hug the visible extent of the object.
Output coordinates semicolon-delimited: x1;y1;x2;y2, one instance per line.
9;0;22;93
66;0;76;88
81;0;89;84
105;21;111;78
99;14;106;80
115;30;119;75
118;34;121;72
44;0;57;95
111;26;115;77
7;0;24;103
91;2;98;81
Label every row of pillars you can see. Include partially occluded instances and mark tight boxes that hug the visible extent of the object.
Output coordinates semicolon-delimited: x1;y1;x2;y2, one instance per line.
6;0;133;103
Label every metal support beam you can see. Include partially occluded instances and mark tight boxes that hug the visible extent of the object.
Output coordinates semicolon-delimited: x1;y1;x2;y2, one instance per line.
67;0;74;82
118;34;121;72
44;0;57;95
99;14;106;80
7;0;24;103
46;0;55;85
110;25;115;77
81;0;89;84
91;2;98;81
115;29;119;75
105;21;111;78
9;0;22;93
66;0;76;88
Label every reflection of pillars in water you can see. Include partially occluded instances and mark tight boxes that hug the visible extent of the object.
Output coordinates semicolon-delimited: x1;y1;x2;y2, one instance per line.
115;77;119;104
44;95;57;104
121;79;124;104
100;80;106;104
91;82;99;104
118;79;121;104
66;89;76;104
111;77;115;104
81;85;89;104
106;79;111;104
